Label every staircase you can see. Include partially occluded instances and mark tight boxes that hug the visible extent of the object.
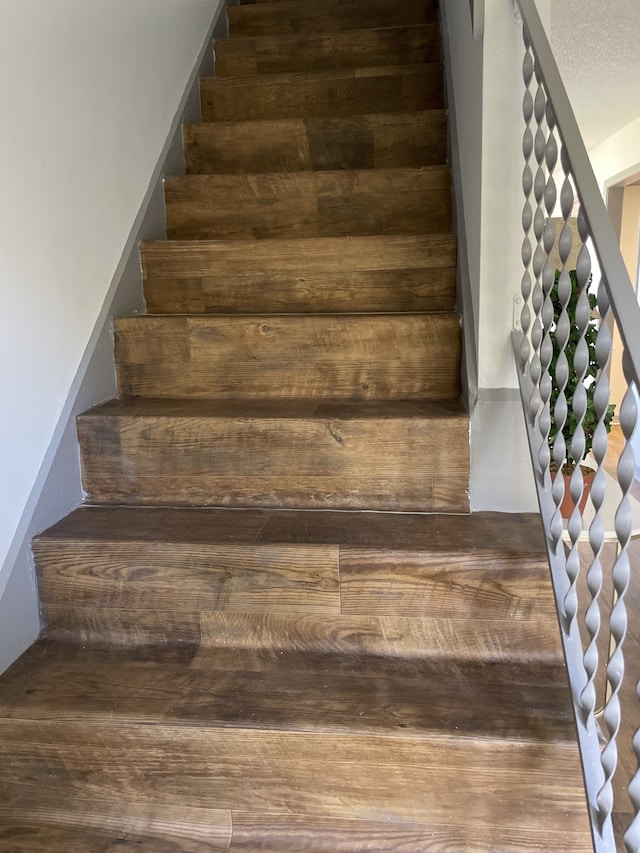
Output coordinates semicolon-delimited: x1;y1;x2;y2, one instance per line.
0;0;592;849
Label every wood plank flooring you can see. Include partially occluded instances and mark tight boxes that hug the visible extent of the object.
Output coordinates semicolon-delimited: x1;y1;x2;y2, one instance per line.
0;0;594;847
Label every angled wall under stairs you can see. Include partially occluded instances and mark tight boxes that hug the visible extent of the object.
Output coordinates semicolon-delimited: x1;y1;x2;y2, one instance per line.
0;1;592;848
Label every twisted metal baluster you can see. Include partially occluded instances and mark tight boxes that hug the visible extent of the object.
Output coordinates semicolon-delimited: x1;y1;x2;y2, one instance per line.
626;390;640;846
567;233;591;513
539;102;563;545
598;346;637;833
529;64;548;429
581;214;609;725
519;41;535;373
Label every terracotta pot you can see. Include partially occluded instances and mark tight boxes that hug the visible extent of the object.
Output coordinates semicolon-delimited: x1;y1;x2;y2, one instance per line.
553;465;595;519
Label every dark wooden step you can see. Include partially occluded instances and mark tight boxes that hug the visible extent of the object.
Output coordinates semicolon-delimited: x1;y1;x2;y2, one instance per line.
0;638;593;851
184;111;447;175
227;0;438;38
0;641;574;740
114;313;461;402
142;234;457;315
34;507;562;656
200;65;444;122
215;24;441;77
165;167;451;241
76;398;469;512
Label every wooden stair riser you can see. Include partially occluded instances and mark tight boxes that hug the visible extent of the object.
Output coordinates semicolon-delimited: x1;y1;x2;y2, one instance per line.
32;508;559;655
144;269;457;315
184;111;447;175
76;402;469;512
215;25;441;77
165;167;452;241
114;314;461;402
141;234;457;315
227;0;438;38
35;543;561;657
35;541;341;617
41;606;563;661
201;65;443;122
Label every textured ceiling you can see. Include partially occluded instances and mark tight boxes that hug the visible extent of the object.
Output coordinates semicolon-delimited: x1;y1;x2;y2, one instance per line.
550;0;640;150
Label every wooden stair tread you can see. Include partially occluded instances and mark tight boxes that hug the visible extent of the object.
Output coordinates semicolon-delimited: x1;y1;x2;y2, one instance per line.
35;506;543;552
200;64;444;122
79;395;467;419
0;718;590;842
184;110;447;175
165;166;451;241
215;24;441;77
0;639;592;850
113;312;461;402
0;812;593;853
0;639;575;742
227;0;438;38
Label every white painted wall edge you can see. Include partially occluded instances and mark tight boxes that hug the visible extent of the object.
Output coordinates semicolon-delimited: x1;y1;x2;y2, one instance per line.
0;0;230;674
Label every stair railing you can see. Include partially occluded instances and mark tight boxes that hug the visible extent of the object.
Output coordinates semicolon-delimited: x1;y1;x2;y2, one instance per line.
512;1;640;850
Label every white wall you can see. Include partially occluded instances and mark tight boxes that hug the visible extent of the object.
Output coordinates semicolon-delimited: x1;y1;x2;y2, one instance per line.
589;116;640;194
463;0;550;511
0;0;222;651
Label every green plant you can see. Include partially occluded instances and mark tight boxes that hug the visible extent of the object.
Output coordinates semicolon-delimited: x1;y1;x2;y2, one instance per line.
549;269;615;471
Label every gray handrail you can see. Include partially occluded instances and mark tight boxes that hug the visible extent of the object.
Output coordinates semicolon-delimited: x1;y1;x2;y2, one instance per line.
516;0;640;389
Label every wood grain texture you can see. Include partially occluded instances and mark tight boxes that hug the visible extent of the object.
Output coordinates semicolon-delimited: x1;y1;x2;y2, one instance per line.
142;233;457;315
0;800;231;853
227;0;438;37
165;166;451;241
144;269;456;315
33;508;559;658
0;642;574;741
43;606;203;648
200;64;444;122
227;811;592;853
199;611;563;660
215;25;441;77
77;398;470;511
184;111;447;174
36;540;340;614
340;549;558;619
114;313;461;402
0;719;590;832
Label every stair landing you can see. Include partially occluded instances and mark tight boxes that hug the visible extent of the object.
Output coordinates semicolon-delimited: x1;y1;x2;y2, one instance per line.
0;510;591;852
